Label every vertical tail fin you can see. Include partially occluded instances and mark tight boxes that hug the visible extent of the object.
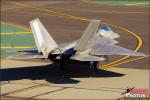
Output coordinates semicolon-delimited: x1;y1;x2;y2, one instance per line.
29;18;58;58
74;19;100;52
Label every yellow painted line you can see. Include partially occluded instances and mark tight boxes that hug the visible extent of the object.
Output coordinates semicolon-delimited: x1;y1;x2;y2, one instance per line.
4;83;49;95
3;1;148;14
1;21;31;35
45;6;148;14
1;31;32;34
81;0;122;6
88;10;149;14
126;2;149;6
81;0;149;7
5;10;61;18
1;21;29;31
1;6;24;12
9;1;145;69
0;46;33;49
9;1;90;22
102;56;149;69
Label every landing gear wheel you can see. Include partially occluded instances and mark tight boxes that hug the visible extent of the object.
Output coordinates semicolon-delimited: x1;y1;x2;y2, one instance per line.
93;66;97;72
90;61;99;72
59;54;67;70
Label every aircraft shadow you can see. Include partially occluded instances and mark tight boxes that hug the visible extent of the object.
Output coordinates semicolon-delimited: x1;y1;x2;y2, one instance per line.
0;61;125;84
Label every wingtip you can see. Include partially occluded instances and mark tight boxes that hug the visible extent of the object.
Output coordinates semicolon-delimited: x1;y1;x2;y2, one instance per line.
136;53;147;57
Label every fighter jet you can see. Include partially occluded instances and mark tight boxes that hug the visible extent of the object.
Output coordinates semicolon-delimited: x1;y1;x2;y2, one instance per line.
8;18;145;71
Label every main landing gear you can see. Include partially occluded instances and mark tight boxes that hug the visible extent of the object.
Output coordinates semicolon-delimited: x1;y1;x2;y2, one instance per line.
59;58;99;72
60;59;68;70
60;60;65;70
59;56;68;70
90;61;99;72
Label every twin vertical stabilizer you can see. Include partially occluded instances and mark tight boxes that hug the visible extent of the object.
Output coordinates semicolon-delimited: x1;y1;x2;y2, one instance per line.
30;18;58;58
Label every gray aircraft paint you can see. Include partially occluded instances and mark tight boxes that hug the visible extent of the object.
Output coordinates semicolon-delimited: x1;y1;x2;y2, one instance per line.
7;18;146;61
74;19;100;52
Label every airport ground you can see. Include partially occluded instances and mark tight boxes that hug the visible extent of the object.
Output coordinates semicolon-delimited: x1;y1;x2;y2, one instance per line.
0;0;149;99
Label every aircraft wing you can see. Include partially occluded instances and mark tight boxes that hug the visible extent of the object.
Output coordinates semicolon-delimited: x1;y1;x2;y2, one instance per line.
90;34;145;56
8;54;45;60
6;48;38;54
101;37;118;45
71;53;105;61
6;40;77;55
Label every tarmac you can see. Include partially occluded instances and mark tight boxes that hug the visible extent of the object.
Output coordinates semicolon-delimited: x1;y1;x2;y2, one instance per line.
1;59;149;99
1;0;149;99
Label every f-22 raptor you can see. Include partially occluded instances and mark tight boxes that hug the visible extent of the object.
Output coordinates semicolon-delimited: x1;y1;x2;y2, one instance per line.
9;18;145;71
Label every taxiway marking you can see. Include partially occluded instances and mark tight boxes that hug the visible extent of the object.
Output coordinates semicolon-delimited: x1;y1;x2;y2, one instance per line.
0;31;32;34
2;69;92;96
43;6;149;14
1;22;29;31
3;1;149;14
102;56;149;69
1;6;25;12
0;46;33;49
126;2;149;6
81;0;149;7
0;32;32;34
87;10;149;14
